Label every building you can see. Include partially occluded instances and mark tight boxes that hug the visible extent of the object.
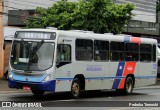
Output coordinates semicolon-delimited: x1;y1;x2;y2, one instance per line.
114;0;159;42
5;0;158;38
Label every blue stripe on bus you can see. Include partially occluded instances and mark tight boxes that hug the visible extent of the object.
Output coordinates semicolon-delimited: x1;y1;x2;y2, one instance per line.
112;62;125;89
55;76;156;81
124;36;130;42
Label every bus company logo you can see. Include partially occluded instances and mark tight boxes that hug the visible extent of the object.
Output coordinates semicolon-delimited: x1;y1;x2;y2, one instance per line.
26;77;28;81
86;65;102;72
127;66;133;71
153;64;157;69
119;66;122;70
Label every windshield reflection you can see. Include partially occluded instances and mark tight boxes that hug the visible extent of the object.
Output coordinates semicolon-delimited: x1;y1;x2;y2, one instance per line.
10;41;55;71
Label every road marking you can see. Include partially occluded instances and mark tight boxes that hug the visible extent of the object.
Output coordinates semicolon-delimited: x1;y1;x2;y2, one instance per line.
134;86;160;89
111;108;140;110
148;93;160;96
40;99;77;104
0;92;31;95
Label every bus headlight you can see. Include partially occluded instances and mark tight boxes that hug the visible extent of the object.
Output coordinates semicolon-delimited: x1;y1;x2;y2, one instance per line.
8;72;14;80
42;75;51;82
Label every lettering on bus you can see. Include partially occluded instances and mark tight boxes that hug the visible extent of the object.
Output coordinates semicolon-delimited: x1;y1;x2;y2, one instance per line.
86;65;102;72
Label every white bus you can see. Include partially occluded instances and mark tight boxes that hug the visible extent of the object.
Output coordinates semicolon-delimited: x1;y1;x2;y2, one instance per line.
8;29;157;98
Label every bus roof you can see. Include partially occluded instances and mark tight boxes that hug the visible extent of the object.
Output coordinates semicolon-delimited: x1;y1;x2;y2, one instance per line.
16;29;157;44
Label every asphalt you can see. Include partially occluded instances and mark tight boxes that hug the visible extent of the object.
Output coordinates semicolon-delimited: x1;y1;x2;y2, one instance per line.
0;78;160;92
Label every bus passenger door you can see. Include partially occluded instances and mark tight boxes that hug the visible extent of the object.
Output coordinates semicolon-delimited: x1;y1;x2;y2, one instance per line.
55;42;73;92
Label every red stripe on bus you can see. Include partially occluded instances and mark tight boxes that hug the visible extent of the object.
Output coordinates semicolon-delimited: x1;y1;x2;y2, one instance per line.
130;37;141;44
118;62;136;89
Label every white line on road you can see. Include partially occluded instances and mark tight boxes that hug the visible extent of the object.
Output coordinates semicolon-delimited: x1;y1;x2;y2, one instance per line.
148;93;160;95
108;108;139;110
0;92;31;95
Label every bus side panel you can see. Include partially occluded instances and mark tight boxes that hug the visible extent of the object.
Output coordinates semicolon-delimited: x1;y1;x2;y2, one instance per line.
110;62;121;89
72;62;104;90
134;62;156;88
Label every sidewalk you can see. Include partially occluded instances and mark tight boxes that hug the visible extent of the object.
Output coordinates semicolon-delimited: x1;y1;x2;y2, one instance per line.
0;79;30;93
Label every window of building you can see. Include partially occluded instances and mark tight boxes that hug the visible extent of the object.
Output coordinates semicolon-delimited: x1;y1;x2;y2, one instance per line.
94;40;109;61
110;42;124;61
76;39;93;61
57;44;71;62
140;44;152;62
125;43;139;61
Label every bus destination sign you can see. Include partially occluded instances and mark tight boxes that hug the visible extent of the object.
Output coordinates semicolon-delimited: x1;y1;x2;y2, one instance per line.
16;32;56;40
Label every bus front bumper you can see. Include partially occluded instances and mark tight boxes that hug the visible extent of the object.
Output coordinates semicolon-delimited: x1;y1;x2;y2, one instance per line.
8;79;56;92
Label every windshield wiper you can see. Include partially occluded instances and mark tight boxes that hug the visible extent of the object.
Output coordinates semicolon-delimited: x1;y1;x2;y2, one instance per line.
32;40;44;54
28;40;44;70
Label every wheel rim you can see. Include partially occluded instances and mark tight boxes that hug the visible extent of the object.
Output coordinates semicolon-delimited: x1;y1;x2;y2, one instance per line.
72;82;80;97
126;80;132;93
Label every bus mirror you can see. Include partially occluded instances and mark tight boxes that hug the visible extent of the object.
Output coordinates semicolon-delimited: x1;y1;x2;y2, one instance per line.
3;41;6;50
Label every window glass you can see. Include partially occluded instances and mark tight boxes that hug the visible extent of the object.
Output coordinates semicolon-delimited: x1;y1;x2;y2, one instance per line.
110;42;124;61
76;39;93;61
140;44;152;62
125;43;139;61
94;40;109;61
57;44;71;62
153;45;156;62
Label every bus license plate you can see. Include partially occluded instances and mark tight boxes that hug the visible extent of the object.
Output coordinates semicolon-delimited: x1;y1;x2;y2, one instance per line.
23;86;31;90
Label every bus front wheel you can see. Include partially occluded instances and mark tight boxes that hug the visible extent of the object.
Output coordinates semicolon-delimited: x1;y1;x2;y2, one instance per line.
31;90;44;97
123;77;133;95
71;78;81;98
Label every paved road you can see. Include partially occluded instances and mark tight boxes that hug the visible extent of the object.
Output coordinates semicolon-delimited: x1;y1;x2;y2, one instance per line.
0;86;160;104
1;79;160;109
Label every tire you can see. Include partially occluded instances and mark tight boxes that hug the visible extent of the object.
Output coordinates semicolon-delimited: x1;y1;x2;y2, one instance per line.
71;78;81;98
31;90;44;97
123;77;134;95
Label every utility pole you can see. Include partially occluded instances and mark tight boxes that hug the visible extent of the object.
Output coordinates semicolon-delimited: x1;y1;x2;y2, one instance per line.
0;0;4;78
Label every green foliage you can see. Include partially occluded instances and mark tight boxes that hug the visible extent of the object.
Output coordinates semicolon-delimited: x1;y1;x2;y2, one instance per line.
25;0;134;34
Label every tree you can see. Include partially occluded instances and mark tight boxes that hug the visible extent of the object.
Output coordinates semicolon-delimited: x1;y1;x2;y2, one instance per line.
25;0;134;34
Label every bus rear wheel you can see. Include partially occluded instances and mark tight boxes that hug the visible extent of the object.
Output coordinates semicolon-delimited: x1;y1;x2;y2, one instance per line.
31;90;44;97
123;77;133;95
71;78;81;98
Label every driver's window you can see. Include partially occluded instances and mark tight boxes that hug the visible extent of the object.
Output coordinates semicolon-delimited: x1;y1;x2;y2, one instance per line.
57;44;71;62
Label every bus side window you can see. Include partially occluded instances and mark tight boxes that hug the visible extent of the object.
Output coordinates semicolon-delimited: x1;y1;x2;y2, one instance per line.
57;44;71;63
140;44;152;62
125;43;139;61
94;40;109;61
110;42;124;61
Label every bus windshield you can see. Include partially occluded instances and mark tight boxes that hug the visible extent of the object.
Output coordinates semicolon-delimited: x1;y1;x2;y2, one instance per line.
10;41;55;71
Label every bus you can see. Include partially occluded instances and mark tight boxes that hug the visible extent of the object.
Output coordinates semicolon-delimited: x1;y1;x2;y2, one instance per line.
8;29;157;98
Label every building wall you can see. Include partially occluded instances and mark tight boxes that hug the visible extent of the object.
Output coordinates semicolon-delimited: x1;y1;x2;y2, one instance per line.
6;0;77;10
114;0;156;22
